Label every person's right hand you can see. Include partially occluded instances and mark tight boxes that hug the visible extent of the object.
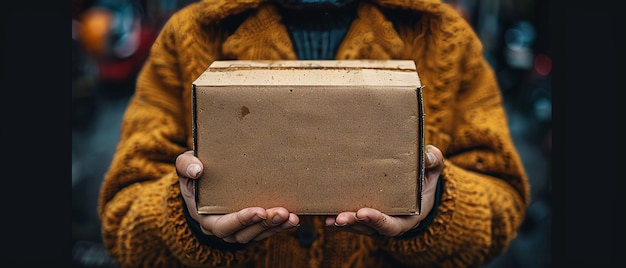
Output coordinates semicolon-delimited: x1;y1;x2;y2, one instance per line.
176;150;300;244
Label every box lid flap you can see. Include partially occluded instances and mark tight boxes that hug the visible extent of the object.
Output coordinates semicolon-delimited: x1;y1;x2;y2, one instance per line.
193;60;421;87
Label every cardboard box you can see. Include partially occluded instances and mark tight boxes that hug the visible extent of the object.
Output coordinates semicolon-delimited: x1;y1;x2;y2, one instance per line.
192;60;424;215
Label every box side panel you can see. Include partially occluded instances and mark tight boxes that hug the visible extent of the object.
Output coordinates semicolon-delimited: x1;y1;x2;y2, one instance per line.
194;84;420;215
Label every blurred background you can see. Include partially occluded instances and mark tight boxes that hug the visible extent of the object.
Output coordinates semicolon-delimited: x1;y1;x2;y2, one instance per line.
71;0;552;267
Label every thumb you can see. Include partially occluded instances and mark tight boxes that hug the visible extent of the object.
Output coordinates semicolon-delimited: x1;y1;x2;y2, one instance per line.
424;145;444;175
419;145;443;216
176;150;204;179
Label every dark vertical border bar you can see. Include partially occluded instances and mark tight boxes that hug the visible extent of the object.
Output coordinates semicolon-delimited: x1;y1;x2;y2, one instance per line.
192;84;199;208
417;85;425;215
192;84;198;156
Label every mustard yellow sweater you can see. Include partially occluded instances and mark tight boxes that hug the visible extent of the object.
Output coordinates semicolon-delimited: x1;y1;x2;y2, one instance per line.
98;0;530;267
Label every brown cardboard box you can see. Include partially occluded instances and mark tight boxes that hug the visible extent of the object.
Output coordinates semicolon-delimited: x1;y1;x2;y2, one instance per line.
192;60;424;215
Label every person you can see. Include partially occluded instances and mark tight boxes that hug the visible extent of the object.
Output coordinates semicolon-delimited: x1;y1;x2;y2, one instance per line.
97;0;530;267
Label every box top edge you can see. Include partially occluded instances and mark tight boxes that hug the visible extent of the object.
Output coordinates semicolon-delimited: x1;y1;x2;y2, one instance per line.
208;59;416;70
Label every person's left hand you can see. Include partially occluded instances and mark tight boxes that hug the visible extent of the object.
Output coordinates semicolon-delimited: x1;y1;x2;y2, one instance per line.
324;144;444;237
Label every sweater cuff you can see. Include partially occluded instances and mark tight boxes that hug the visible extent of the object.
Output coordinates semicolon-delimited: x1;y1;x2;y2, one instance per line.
396;177;444;239
182;198;247;251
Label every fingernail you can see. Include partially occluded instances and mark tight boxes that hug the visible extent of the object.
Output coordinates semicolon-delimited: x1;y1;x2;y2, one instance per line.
272;215;282;224
186;164;201;178
426;152;437;168
334;222;347;227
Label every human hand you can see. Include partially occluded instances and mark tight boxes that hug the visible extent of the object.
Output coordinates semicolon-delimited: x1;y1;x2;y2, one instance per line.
176;151;300;244
324;144;444;237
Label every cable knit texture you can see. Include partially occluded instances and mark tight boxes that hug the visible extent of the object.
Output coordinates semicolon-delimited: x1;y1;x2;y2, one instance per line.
98;0;530;267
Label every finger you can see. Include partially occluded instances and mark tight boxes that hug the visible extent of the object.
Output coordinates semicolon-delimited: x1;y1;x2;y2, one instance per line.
175;150;203;179
334;209;417;237
179;174;196;199
331;212;377;236
229;207;291;244
355;208;413;237
424;145;444;173
422;145;443;211
202;207;267;238
324;217;337;226
334;212;357;226
252;213;300;242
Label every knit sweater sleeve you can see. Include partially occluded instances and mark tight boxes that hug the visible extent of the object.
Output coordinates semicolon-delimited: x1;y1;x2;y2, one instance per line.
378;5;531;267
97;5;262;267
